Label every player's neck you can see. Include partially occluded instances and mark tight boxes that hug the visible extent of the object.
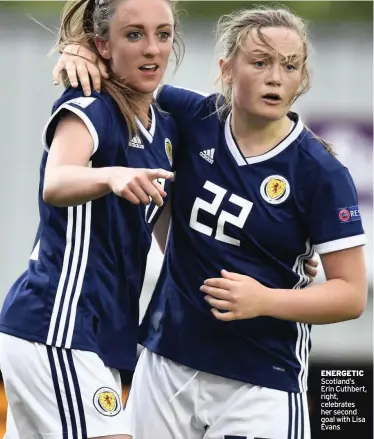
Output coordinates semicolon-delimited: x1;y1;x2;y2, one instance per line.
136;94;153;129
230;108;292;157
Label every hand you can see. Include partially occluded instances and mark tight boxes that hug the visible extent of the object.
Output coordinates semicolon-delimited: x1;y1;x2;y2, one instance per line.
53;45;108;96
109;168;174;207
305;257;319;283
200;270;270;321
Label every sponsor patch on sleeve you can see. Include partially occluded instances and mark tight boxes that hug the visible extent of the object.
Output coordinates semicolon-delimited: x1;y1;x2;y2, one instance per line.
69;97;96;108
337;205;361;223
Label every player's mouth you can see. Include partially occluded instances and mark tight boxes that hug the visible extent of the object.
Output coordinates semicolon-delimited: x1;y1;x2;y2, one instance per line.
261;93;282;105
139;64;159;74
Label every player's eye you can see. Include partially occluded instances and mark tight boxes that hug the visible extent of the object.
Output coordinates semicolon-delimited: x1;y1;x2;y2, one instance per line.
157;31;171;41
285;64;297;71
127;31;143;41
254;60;266;68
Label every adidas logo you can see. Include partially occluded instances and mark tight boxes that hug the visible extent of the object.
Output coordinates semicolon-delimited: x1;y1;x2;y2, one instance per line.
199;149;215;164
129;135;144;149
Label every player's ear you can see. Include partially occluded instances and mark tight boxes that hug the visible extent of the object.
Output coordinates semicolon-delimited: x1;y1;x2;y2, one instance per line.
95;37;111;60
219;57;232;85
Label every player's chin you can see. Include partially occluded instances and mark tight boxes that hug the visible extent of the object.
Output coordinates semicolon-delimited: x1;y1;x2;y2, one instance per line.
256;107;288;122
132;82;160;96
134;74;164;94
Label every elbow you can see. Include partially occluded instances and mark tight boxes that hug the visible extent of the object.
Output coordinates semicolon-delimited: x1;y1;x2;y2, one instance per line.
348;307;365;321
43;187;60;207
43;179;64;207
43;184;55;205
347;286;368;320
350;301;366;320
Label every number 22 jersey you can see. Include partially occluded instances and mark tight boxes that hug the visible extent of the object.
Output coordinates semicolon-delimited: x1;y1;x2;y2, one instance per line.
140;86;366;393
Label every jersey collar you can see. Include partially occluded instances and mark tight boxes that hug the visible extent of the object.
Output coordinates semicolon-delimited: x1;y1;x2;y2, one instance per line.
224;111;304;166
136;104;156;144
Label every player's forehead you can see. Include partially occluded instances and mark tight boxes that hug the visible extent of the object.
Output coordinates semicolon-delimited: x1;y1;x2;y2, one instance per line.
114;0;174;29
242;26;304;60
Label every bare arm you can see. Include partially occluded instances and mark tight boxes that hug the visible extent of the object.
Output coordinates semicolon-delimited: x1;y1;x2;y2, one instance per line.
44;113;174;207
264;246;367;324
153;200;171;253
202;246;367;324
44;113;111;206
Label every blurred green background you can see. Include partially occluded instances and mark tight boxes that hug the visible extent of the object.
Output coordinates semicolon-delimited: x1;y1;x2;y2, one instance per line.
1;0;373;21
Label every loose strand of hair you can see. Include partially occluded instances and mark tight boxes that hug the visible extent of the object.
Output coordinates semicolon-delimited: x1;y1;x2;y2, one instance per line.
102;77;140;137
305;126;336;157
56;0;87;51
83;0;96;35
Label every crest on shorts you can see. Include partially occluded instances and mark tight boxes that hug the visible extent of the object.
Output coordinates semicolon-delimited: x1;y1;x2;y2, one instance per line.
165;138;173;166
93;387;121;417
260;175;290;205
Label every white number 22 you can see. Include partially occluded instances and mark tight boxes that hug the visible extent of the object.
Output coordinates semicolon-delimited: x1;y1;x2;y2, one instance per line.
189;181;253;247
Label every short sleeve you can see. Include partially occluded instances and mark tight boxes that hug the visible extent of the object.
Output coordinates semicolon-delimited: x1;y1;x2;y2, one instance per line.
306;167;366;254
41;95;111;156
156;85;208;126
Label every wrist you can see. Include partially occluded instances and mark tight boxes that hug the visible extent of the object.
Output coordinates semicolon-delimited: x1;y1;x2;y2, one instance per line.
96;167;113;193
260;286;278;317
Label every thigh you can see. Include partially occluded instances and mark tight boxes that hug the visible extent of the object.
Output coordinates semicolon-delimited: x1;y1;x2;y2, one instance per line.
203;376;311;439
125;348;204;439
0;333;130;439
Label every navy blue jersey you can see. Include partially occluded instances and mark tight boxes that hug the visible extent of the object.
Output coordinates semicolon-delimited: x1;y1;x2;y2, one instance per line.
0;87;178;372
140;86;366;392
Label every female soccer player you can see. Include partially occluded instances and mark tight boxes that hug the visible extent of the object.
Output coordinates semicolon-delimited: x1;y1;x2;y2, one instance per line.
0;0;182;438
52;5;362;439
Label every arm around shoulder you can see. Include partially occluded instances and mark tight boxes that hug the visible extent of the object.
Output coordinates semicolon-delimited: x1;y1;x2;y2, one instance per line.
156;85;207;124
